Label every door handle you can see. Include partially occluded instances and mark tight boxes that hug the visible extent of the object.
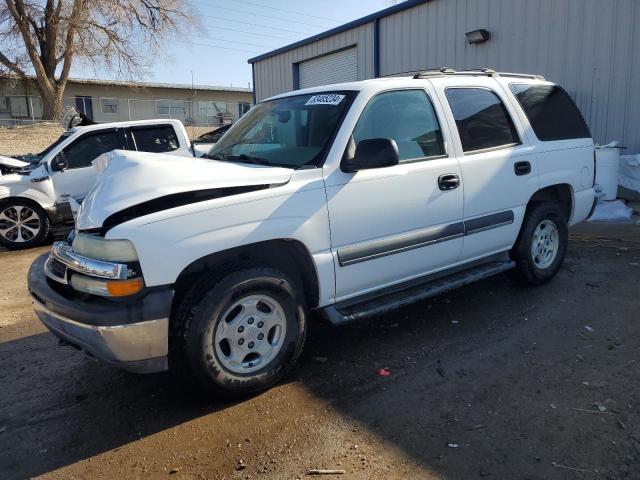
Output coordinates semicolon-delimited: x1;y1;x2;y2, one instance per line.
438;174;460;191
514;161;531;176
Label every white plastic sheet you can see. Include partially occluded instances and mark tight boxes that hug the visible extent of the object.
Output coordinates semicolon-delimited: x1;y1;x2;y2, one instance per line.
619;155;640;194
588;199;633;222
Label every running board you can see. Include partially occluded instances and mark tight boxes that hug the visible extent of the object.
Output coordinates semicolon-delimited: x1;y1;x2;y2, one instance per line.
322;260;515;325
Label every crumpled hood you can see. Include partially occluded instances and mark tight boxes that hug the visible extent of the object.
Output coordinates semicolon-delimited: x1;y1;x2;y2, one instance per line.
0;155;29;168
77;150;294;230
0;164;47;186
0;155;30;176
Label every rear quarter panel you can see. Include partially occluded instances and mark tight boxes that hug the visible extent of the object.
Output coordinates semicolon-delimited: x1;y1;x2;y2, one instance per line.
495;77;595;225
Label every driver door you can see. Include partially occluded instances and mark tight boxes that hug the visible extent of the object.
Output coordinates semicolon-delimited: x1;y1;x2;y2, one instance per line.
325;88;464;302
50;128;126;206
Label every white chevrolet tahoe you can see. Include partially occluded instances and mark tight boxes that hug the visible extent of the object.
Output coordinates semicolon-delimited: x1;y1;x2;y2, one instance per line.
0;119;204;249
28;69;597;397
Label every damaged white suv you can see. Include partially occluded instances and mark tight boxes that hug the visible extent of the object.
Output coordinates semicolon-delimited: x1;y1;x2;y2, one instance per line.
0;119;199;249
29;70;597;397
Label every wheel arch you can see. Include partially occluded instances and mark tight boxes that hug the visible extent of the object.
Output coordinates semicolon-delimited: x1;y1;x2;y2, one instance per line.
0;195;51;247
172;238;321;313
526;184;573;221
0;195;50;216
0;191;56;222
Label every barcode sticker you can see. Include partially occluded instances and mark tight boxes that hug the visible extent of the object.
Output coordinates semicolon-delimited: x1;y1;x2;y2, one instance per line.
305;94;345;106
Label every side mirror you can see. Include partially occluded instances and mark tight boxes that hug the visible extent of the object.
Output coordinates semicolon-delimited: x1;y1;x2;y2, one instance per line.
342;138;399;173
52;153;68;172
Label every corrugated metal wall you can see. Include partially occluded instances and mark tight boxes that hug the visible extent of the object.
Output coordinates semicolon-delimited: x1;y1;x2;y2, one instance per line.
252;0;640;152
253;22;374;102
378;0;640;153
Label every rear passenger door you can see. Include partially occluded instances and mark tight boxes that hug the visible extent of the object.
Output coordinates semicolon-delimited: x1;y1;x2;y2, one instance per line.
433;78;540;262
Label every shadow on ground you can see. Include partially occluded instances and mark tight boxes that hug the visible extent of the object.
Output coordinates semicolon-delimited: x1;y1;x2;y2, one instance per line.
1;228;639;479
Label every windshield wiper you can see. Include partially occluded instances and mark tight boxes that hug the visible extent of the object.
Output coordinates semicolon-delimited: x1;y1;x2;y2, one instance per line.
205;152;293;169
226;154;272;166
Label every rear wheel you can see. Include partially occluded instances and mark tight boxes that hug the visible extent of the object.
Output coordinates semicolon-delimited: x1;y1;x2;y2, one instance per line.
175;266;307;397
0;199;50;249
510;202;568;285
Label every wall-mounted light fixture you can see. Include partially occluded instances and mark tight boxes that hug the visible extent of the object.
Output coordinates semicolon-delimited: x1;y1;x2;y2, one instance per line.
466;29;491;45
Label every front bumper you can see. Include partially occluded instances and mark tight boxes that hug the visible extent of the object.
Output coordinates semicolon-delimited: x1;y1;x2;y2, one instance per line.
28;254;173;373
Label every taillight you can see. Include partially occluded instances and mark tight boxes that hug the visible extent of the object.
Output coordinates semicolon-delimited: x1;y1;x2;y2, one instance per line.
593;149;597;186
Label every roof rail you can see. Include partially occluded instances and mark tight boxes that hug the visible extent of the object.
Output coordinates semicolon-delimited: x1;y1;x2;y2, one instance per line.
412;67;545;81
497;72;546;81
412;67;495;78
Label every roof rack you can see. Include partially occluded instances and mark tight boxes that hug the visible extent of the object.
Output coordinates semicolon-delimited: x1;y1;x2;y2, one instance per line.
412;67;545;81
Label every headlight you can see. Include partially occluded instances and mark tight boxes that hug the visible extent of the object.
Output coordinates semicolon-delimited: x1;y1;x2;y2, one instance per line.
72;233;138;262
70;275;144;297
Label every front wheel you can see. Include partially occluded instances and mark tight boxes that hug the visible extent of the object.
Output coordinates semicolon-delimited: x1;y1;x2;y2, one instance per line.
510;202;568;285
176;267;307;397
0;200;50;249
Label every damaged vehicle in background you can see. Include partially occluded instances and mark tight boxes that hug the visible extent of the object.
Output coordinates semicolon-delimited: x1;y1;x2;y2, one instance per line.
191;123;233;157
28;70;596;397
0;118;211;249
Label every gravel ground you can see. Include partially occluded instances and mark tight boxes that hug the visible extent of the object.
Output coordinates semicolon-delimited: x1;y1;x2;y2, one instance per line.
0;220;639;479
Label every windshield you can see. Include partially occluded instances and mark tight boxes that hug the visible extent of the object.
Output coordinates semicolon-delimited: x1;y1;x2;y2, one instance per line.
208;91;356;168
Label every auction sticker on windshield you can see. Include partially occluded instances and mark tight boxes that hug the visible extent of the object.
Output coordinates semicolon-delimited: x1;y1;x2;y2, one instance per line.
305;94;345;106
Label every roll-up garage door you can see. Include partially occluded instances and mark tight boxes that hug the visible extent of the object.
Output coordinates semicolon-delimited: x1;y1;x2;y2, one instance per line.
298;47;358;89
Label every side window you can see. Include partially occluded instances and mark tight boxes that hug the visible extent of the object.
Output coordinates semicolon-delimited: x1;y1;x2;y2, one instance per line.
509;84;591;141
353;90;445;161
445;88;520;153
62;130;123;169
131;126;180;153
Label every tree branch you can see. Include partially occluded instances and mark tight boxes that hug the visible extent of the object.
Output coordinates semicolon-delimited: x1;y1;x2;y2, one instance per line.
57;0;85;87
5;0;50;88
0;49;27;78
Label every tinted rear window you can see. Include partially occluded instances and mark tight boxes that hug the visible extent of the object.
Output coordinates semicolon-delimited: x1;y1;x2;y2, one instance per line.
509;84;591;141
446;88;520;153
131;125;179;153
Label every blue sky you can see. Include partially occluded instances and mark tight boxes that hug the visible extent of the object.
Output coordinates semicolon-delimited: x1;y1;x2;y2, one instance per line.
84;0;392;88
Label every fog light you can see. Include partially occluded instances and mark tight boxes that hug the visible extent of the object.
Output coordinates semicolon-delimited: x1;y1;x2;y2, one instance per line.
71;275;144;297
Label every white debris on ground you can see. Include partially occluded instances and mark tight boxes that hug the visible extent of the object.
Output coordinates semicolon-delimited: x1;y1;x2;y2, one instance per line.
588;199;633;222
619;155;640;194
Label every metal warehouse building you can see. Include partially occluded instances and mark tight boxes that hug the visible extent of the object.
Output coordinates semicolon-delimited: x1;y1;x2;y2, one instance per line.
249;0;640;153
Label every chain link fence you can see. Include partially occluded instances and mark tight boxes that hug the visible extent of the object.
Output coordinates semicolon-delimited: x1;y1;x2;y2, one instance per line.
0;94;252;137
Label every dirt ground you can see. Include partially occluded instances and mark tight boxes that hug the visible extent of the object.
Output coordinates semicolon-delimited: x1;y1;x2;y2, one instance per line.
0;219;639;479
0;123;63;156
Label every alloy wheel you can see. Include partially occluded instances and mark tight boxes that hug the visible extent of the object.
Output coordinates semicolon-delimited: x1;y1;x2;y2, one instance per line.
0;205;41;244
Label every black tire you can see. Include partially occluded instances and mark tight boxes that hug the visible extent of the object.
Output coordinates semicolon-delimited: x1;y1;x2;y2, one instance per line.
510;202;568;285
0;199;50;250
173;266;307;398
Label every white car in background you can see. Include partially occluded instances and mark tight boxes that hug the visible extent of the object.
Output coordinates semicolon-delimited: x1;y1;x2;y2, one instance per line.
0;119;211;249
191;123;233;157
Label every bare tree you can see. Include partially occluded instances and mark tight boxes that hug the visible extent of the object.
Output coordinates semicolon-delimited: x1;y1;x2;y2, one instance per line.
0;0;195;119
